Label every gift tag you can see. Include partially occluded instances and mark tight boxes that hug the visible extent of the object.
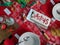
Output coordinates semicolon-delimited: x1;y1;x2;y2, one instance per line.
50;0;55;5
15;33;20;39
27;9;51;29
4;8;11;15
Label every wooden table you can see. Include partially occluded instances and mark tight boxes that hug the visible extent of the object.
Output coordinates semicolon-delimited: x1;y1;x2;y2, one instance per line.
0;23;19;44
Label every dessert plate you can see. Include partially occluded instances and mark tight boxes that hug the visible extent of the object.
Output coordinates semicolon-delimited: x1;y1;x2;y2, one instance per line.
52;3;60;21
0;17;4;23
5;17;15;25
18;32;40;45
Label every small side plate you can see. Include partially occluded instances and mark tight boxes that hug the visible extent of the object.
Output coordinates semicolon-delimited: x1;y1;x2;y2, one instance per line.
18;32;40;45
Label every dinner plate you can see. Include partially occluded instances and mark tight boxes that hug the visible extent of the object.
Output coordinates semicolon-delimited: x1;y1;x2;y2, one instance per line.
0;17;4;23
18;32;40;45
52;3;60;21
40;0;47;4
5;17;15;25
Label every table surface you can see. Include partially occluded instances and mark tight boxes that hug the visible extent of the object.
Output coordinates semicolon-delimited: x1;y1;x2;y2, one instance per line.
0;23;19;44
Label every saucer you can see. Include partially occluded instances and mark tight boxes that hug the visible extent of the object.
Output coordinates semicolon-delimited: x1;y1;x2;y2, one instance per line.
18;32;40;45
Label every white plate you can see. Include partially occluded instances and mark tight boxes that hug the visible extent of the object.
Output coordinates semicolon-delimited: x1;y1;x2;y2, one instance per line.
0;17;3;23
40;0;47;4
18;32;40;45
5;17;15;25
52;3;60;21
